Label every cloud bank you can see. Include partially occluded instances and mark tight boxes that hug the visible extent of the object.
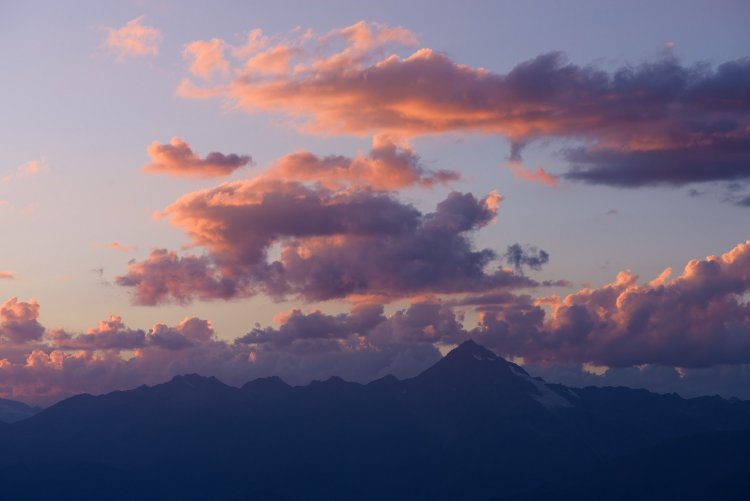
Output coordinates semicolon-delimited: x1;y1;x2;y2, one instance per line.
6;240;750;405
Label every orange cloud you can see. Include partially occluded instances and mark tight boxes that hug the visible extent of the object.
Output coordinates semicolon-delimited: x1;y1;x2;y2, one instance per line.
143;137;252;178
183;38;229;80
272;135;459;190
18;160;40;176
178;22;750;187
507;160;558;187
0;297;44;344
475;240;750;369
104;16;161;58
0;272;14;280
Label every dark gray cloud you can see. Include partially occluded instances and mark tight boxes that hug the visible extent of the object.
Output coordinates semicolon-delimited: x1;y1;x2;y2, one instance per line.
117;183;542;304
504;244;550;272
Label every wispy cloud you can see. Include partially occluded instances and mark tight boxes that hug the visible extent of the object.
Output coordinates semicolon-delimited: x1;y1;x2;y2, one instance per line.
103;16;161;59
507;160;558;187
2;159;44;184
106;242;137;253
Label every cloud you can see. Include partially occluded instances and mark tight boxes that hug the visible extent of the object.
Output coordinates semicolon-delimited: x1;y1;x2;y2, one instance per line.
507;160;558;186
0;272;14;280
0;298;449;405
143;138;252;178
50;315;146;351
17;160;40;176
115;250;239;305
178;22;750;188
103;16;161;58
107;242;137;253
183;38;229;80
0;298;44;344
238;300;465;355
272;135;459;190
476;240;750;368
2;159;44;184
504;244;550;272
7;234;750;405
116;180;539;304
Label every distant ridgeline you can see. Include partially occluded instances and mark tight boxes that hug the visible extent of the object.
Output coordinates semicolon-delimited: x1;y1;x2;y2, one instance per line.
1;340;749;500
0;398;40;423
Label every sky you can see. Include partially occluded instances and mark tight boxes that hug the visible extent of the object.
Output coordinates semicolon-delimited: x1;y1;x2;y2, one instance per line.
1;0;750;405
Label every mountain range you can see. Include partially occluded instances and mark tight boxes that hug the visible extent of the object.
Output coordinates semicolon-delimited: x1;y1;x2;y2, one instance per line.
0;397;40;423
1;340;748;500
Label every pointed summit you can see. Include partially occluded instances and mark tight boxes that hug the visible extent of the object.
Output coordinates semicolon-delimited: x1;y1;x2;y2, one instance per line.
413;339;530;387
446;340;531;375
448;339;500;361
410;340;573;408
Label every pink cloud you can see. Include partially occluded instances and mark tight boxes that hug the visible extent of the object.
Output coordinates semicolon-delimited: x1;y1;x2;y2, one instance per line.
272;135;459;190
183;38;229;80
507;160;558;187
0;272;14;280
177;22;750;187
115;249;239;305
0;297;44;344
2;159;44;184
18;160;41;176
143;137;252;178
474;240;750;368
6;236;750;405
0;299;447;405
116;180;536;304
104;16;161;58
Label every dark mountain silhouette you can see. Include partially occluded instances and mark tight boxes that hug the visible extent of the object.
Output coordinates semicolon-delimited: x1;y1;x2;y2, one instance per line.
501;429;750;500
0;340;749;500
0;397;41;423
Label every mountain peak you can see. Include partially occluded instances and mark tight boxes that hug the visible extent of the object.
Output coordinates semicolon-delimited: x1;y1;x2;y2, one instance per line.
166;373;228;390
449;339;501;361
241;376;291;396
0;398;41;423
412;340;533;387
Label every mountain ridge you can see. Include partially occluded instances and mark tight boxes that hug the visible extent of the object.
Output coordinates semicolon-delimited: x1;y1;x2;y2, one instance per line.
0;397;41;423
0;340;748;500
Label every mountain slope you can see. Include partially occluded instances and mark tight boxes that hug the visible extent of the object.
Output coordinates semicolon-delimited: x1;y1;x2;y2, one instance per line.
502;429;750;501
0;397;41;423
